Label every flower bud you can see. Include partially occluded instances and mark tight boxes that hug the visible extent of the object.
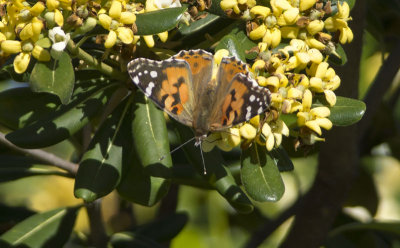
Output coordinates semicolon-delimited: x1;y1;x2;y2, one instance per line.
54;9;64;26
299;0;316;11
220;0;237;10
30;2;45;16
105;30;117;48
32;45;51;61
324;90;336;106
143;35;155;48
252;59;265;71
158;31;168;42
310;106;330;118
109;0;122;19
265;76;279;89
305;120;322;135
315;62;329;79
249;24;266;40
266;133;274;151
214;49;230;65
250;6;271;18
309;77;323;92
13;52;31;74
316;117;332;130
1;40;22;54
19;23;34;40
307;20;324;35
262;123;271;137
240;123;257;139
250;115;260;126
308;48;323;63
117;27;133;44
302;89;312;111
120;12;136;24
306;38;325;50
283;7;299;25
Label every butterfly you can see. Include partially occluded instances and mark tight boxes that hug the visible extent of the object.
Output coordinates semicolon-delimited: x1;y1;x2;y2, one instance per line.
127;49;271;148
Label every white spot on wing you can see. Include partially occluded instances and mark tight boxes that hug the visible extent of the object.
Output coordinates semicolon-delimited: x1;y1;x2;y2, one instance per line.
133;76;139;84
249;95;255;102
150;71;158;78
145;82;155;96
257;107;263;114
246;106;252;120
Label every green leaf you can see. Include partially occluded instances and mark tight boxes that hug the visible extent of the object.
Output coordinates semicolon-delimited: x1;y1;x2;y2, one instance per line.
241;143;285;202
5;83;118;148
0;87;60;130
0;156;70;182
117;92;171;206
328;44;348;66
110;212;188;247
313;96;366;126
174;122;254;213
208;0;228;16
74;96;133;202
110;233;164;248
329;222;400;238
136;7;187;35
179;13;220;35
269;146;294;172
215;34;246;61
0;64;30;82
30;52;75;104
0;207;79;248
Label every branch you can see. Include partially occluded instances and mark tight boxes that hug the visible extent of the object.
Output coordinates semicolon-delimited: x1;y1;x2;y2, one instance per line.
86;199;108;248
0;131;78;175
67;40;128;82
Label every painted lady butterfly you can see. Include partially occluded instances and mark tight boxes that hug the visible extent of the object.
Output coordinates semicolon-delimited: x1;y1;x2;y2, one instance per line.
127;49;271;147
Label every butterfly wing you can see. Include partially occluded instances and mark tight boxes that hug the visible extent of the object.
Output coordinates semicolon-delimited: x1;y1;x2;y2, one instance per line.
127;57;194;126
207;56;271;131
172;50;214;103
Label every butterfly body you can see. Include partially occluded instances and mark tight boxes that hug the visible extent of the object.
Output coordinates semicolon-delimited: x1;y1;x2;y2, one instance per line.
127;49;271;146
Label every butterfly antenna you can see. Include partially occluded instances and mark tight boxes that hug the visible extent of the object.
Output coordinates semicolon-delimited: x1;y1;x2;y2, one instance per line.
199;142;207;175
159;137;196;161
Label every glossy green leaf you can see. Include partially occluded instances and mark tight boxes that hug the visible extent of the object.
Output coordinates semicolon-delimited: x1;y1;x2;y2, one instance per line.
0;87;60;130
215;34;246;61
0;207;79;248
269;146;294;172
329;222;400;238
313;96;366;126
30;52;75;104
179;13;220;35
241;143;285;202
208;0;227;16
117;92;171;206
174;122;254;213
0;156;70;182
329;44;348;66
136;7;187;35
111;212;188;247
74;97;133;202
5;83;118;148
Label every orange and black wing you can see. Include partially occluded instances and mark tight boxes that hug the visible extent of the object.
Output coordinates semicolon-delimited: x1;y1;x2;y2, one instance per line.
172;49;214;102
127;57;194;126
208;57;271;131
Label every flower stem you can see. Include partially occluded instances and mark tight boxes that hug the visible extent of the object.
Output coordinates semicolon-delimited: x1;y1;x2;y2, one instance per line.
67;40;128;82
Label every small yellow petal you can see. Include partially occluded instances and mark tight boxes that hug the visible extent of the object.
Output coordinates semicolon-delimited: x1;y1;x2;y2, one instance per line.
306;38;325;50
262;123;271;137
220;0;237;10
266;133;275;151
302;89;312;111
250;6;271;18
256;76;267;87
315;117;332;130
274;133;282;147
47;0;60;11
30;2;45;16
14;52;31;74
158;31;168;42
307;20;324;35
287;87;303;99
324;90;336;106
249;25;267;40
120;12;136;24
214;49;230;65
265;76;280;89
305;120;322;135
315;62;329;79
252;60;265;71
54;9;64;26
99;14;112;30
270;28;281;48
299;0;316;11
222;128;241;147
308;48;323;63
328;75;341;91
297;112;309;126
117;27;134;44
19;23;34;40
281;26;299;39
105;30;117;48
32;45;51;61
310;106;330;118
240;123;257;140
143;35;155;48
1;40;22;54
283;7;299;25
109;0;122;19
250;115;260;126
309;77;323;92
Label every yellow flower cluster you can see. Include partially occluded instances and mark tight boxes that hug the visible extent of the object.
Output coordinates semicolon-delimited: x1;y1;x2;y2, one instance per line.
210;0;354;151
0;0;48;73
98;0;138;48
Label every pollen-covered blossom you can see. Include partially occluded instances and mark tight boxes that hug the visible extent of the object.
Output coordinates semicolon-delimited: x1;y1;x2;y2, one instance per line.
98;0;137;48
